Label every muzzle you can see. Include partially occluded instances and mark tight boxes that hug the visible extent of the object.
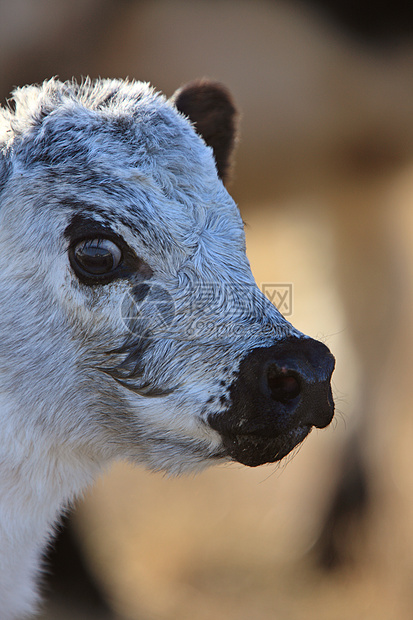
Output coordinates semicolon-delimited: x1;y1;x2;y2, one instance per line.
208;336;335;466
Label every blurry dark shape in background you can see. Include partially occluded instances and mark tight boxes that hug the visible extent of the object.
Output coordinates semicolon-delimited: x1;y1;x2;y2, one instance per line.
43;516;114;619
300;0;413;44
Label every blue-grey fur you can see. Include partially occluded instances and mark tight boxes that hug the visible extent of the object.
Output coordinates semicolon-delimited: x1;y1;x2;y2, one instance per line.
0;77;299;469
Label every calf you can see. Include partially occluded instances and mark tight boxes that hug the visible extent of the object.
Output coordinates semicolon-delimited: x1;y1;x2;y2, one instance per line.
0;78;334;618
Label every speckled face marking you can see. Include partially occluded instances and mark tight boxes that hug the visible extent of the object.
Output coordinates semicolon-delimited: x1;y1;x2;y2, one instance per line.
0;78;334;475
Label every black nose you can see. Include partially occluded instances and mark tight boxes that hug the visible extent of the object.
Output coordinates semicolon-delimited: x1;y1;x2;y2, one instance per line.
260;337;335;429
208;336;335;467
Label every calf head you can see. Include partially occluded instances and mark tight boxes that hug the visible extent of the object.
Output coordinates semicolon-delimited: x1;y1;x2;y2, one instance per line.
0;78;334;475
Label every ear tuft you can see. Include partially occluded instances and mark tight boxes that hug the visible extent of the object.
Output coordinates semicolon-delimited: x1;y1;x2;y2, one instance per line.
171;80;239;185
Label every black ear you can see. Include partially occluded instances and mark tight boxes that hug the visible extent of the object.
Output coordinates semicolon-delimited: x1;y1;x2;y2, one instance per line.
171;80;239;185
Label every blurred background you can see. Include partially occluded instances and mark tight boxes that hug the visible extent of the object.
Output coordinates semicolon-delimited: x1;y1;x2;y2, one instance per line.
2;1;413;618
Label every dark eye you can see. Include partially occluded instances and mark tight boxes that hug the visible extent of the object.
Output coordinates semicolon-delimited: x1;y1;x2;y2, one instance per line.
72;238;122;277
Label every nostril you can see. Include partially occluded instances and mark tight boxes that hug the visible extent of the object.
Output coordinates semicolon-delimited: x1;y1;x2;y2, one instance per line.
266;365;301;403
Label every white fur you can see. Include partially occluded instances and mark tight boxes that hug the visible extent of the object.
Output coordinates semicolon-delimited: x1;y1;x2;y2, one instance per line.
0;78;301;618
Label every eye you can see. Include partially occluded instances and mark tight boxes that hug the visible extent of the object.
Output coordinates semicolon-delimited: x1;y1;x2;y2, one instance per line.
71;238;122;277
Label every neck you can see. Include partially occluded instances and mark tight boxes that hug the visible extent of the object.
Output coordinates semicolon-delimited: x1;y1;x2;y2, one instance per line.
0;409;102;619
